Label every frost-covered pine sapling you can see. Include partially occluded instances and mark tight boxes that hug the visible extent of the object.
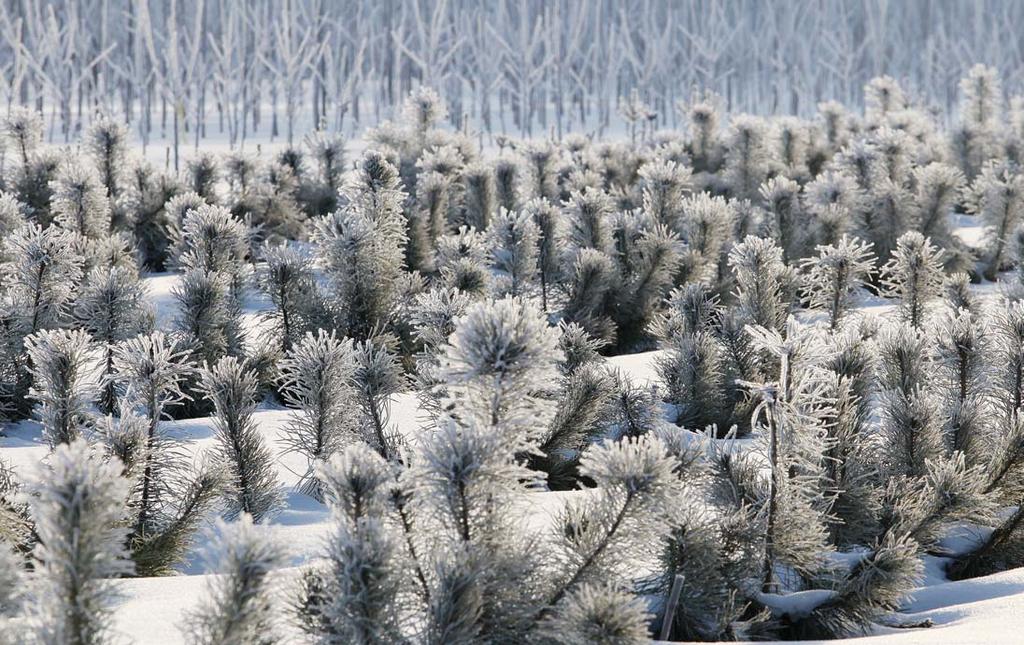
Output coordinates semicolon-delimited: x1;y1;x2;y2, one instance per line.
724;115;771;202
534;365;618;488
176;203;252;297
742;322;832;592
800;236;876;330
301;129;346;216
639;159;691;230
28;439;133;645
304;445;405;642
173;268;245;367
2;223;84;336
563;248;620;345
162;191;207;264
524;198;565;312
278;331;357;500
0;540;28;644
201;357;282;522
539;583;651;645
25;329;99;447
967;162;1024;280
523;141;561;202
254;241;320;354
494;154;525;213
439;296;562;449
931;309;992;464
84;116;129;227
186;152;221;203
913;163;966;263
111;332;224;575
460;162;496;230
50;160;111;240
881;231;946;329
74;266;153;413
541;436;681;623
728;235;794;333
760;176;806;265
352;339;406;462
314;152;408;340
184;515;286;645
567;188;615;255
489;207;540;298
3;107;43;174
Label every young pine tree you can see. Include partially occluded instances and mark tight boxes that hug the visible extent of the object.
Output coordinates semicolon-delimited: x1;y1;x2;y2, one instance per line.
881;231;946;329
489;207;540;298
278;330;358;500
184;515;286;645
800;236;876;331
50;160;111;240
74;266;154;414
201;357;282;522
28;439;133;645
25;329;99;447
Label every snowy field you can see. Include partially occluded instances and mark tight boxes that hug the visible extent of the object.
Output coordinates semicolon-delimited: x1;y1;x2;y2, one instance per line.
1;207;1020;644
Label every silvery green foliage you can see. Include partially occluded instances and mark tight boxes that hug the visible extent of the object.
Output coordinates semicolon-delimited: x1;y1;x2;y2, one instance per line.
201;357;282;522
724;115;771;202
352;339;405;461
524;198;565;312
0;542;27;644
314;151;408;340
186;152;221;203
564;248;619;343
639;159;691;229
788;533;922;638
775;117;810;179
913;163;966;263
566;188;615;255
84;115;129;203
535;365;617;487
460;162;496;230
675;193;733;286
860;178;913;265
0;458;33;554
804;171;860;246
0;193;26;254
29;439;133;645
967;162;1024;280
279;331;358;500
557;321;607;377
305;129;346;200
728;235;794;333
493;154;525;212
3;107;43;171
73;265;153;413
955;64;1003;179
616;224;683;348
1;223;83;334
173;268;244;366
864;76;907;122
417;169;451;247
799;236;876;331
881;231;946;329
311;445;405;643
931;308;992;463
488;207;539;298
522;141;561;202
184;514;286;645
112;332;223;575
944;272;979;315
50;160;111;239
254;241;321;354
539;583;650;645
434;226;491;298
163;191;207;262
25;329;98;447
760;176;806;264
684;96;724;179
545;436;682;612
438;297;562;450
742;321;832;591
12;149;60;224
176;204;251;294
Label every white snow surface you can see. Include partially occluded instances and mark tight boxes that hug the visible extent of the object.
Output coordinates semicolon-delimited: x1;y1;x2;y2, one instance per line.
5;212;1024;644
